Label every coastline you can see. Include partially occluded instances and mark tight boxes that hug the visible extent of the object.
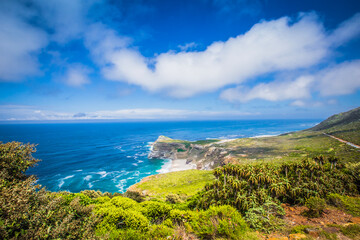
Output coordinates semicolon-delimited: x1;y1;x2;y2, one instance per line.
157;158;196;174
170;159;196;172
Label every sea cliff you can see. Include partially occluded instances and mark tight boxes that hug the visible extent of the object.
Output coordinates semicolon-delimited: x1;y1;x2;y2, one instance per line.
148;135;237;169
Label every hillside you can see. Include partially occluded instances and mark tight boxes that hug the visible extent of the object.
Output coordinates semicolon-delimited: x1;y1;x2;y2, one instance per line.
310;107;360;131
148;107;360;169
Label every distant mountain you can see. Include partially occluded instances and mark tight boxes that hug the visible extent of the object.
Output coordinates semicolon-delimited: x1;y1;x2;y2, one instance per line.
310;107;360;131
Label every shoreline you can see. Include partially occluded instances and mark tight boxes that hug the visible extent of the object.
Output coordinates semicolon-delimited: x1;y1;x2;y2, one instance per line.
157;158;196;174
169;159;196;172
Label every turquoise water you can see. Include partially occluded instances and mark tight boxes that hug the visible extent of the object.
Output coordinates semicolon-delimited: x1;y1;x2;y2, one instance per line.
0;120;319;193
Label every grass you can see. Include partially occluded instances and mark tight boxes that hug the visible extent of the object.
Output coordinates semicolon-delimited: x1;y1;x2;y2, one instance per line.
325;121;360;145
219;130;360;164
130;169;214;200
328;194;360;217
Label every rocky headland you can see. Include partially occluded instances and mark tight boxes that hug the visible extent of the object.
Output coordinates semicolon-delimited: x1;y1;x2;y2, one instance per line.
148;135;238;170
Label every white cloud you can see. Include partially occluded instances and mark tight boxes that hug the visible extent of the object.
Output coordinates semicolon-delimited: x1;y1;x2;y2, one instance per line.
32;0;97;43
61;65;91;87
221;76;314;102
291;100;306;107
222;59;360;104
0;105;259;121
178;42;198;51
316;60;360;96
329;13;360;46
84;23;131;65
92;12;352;98
0;1;48;81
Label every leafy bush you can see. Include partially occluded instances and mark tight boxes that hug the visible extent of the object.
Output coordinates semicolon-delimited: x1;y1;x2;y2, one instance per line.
97;207;149;232
110;196;138;209
0;142;38;182
169;209;196;225
190;205;249;239
166;193;183;204
194;157;358;213
123;190;144;202
147;224;174;239
244;200;285;233
0;142;100;239
139;201;172;223
304;196;326;218
290;225;315;234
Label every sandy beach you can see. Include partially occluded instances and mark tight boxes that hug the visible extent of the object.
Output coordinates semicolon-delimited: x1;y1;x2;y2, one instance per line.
169;159;196;172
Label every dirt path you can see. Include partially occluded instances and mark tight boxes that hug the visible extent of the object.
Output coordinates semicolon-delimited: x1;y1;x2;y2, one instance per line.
323;133;360;149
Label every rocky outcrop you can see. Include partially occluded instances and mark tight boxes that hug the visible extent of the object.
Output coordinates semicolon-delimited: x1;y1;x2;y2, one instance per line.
148;136;235;169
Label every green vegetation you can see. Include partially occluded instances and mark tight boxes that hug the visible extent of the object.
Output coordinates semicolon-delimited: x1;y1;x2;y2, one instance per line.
157;136;220;146
192;139;220;145
340;224;360;239
328;193;360;216
220;130;360;163
304;196;326;218
1;107;360;239
194;157;359;212
130;169;214;200
0;143;257;239
0;142;101;239
310;107;360;132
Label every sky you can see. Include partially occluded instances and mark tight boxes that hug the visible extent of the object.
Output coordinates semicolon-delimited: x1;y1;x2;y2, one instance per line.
0;0;360;121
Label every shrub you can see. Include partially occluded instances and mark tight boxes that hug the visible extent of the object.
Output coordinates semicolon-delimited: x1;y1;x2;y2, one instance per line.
166;193;183;204
190;205;249;239
97;207;149;232
195;157;359;216
148;224;174;239
110;196;138;209
170;209;196;225
304;196;326;218
290;225;315;234
123;190;144;202
244;200;285;233
139;201;172;223
0;142;100;239
0;142;38;182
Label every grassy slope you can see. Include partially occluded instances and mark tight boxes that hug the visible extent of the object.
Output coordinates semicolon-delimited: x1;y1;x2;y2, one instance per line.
132;107;360;199
129;169;214;200
131;130;359;199
310;107;360;145
220;129;360;164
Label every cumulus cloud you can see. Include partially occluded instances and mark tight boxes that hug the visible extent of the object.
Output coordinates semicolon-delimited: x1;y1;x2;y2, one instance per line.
222;59;360;103
0;1;48;81
91;12;360;98
61;65;91;87
221;76;314;102
0;105;259;121
316;60;360;96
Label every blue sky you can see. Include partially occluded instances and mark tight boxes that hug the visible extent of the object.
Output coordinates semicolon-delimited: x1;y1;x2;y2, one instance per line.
0;0;360;121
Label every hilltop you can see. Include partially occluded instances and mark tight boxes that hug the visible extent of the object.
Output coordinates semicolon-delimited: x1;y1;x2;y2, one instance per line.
310;107;360;131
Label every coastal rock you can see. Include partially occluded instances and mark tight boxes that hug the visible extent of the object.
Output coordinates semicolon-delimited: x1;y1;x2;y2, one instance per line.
148;135;234;169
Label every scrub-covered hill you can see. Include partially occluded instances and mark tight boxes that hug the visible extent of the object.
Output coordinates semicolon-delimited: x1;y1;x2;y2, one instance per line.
148;107;360;169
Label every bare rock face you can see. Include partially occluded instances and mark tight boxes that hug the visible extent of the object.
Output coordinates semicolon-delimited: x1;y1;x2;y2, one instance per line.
148;136;187;159
148;135;234;169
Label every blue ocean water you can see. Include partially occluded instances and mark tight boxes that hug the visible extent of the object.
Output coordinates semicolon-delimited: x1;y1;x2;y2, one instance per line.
0;120;319;193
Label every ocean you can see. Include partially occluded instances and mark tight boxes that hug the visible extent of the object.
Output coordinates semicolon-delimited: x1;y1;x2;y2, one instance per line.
0;119;319;193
